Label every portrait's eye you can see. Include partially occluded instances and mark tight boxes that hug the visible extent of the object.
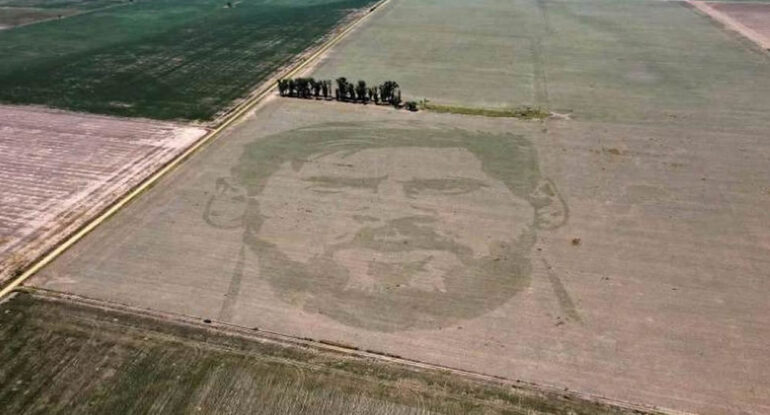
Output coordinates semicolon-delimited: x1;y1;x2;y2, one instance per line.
404;178;487;197
304;175;386;193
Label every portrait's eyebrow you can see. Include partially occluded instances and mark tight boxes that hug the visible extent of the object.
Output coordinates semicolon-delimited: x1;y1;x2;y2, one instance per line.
303;175;387;192
403;177;488;197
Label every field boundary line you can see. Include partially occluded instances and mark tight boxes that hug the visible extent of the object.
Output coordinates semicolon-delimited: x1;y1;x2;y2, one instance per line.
2;1;136;31
686;0;770;50
0;0;390;299
19;287;685;415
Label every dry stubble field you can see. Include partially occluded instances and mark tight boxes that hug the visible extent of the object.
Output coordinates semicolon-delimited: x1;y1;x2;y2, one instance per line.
21;0;770;414
0;105;205;283
2;290;643;414
33;97;770;414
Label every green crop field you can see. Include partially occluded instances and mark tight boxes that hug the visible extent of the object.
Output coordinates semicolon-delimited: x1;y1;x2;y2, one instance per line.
0;0;122;9
0;0;377;121
0;291;643;415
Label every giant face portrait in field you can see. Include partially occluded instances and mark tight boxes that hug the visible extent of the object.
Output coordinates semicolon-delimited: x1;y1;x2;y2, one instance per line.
205;123;566;331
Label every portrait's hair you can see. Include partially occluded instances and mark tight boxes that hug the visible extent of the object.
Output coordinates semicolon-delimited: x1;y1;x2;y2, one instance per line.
229;122;564;229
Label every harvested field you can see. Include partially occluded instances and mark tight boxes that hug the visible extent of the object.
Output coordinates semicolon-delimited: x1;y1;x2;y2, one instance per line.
0;0;378;121
312;0;546;109
0;291;649;414
312;0;770;129
0;104;205;284
32;98;770;414
695;1;770;50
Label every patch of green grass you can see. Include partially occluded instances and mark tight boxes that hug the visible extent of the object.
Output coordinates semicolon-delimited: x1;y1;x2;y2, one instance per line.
420;101;550;120
0;0;377;121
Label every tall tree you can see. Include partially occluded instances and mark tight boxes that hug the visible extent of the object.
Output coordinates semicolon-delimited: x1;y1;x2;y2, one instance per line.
356;80;367;102
347;84;355;102
288;79;296;97
379;81;400;104
335;77;348;101
392;89;402;107
310;78;322;98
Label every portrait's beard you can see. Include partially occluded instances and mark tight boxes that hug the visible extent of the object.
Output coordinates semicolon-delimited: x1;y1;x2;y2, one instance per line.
327;216;474;294
246;216;535;332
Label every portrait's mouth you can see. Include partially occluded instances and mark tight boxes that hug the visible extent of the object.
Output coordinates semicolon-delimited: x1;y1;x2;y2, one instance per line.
332;248;462;294
333;217;474;255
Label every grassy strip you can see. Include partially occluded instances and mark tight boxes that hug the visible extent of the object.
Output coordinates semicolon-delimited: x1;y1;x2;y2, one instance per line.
420;101;550;120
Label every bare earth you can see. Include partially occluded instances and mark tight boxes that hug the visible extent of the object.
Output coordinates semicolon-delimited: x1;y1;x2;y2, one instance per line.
0;105;206;283
691;1;770;50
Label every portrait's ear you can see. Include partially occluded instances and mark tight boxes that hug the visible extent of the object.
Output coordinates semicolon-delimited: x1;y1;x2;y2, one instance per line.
530;178;568;230
203;177;248;229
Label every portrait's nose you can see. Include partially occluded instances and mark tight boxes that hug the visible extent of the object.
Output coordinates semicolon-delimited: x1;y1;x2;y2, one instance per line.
369;177;426;222
377;176;403;200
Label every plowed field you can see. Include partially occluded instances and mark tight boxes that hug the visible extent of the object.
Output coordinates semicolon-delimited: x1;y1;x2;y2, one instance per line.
0;104;205;283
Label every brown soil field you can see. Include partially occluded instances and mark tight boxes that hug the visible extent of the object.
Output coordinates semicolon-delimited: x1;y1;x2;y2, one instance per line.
0;105;205;283
692;1;770;50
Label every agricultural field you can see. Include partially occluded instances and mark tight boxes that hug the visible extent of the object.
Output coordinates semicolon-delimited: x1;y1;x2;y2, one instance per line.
32;96;770;414
0;0;123;9
0;291;647;415
0;8;73;29
0;104;205;284
313;0;770;129
0;0;122;29
16;0;770;414
692;1;770;50
312;0;546;110
0;0;378;121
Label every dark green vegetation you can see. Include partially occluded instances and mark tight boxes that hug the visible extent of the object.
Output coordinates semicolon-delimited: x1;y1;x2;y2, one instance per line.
0;291;653;414
0;0;377;121
279;76;405;107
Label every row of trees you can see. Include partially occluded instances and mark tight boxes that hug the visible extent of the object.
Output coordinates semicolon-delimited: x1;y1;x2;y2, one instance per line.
277;78;332;99
277;77;416;110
